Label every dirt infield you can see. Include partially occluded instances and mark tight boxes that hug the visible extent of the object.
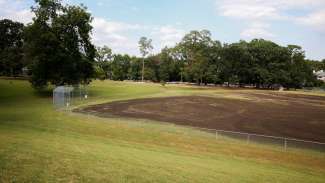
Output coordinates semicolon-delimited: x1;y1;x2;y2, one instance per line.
76;93;325;142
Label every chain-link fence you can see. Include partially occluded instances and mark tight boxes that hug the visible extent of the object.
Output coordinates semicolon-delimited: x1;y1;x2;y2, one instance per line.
53;85;88;110
74;106;325;152
214;129;325;152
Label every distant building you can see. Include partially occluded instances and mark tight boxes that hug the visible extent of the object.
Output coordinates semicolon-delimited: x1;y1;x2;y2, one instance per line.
314;70;325;82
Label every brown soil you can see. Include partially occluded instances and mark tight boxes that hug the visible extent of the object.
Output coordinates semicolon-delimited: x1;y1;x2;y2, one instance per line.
75;93;325;142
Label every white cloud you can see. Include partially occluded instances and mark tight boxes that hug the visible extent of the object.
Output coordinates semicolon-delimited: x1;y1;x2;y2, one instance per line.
0;0;145;56
296;10;325;31
216;0;325;36
0;1;184;56
217;0;325;20
152;25;186;48
91;17;145;54
92;17;143;33
240;22;275;39
0;0;34;24
218;2;281;20
279;0;325;8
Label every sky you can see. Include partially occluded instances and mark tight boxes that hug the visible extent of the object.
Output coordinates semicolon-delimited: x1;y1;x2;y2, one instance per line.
0;0;325;60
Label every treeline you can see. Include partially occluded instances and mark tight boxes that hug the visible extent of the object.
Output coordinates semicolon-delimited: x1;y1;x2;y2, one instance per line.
95;30;325;89
1;0;325;90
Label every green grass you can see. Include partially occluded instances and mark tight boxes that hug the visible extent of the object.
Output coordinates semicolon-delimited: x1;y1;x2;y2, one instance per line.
0;79;325;183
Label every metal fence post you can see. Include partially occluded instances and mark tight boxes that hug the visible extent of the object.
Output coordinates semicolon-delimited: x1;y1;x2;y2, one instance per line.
216;130;218;140
207;129;325;152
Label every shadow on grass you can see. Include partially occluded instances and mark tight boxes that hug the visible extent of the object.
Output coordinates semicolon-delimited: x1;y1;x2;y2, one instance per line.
33;88;53;98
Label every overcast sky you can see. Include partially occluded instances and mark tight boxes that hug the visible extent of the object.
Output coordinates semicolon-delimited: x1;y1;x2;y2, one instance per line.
1;0;325;60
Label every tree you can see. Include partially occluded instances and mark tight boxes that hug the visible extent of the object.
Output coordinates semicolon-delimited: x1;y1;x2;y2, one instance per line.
111;54;131;81
129;57;142;80
95;46;113;79
158;47;179;82
144;55;160;82
248;39;288;88
95;46;112;62
0;19;24;76
138;37;153;82
87;29;318;89
177;30;221;85
285;45;316;88
307;59;325;72
221;41;251;86
24;0;96;89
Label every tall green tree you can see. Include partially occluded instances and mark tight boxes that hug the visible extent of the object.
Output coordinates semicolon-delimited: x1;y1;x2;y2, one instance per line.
307;60;324;71
158;47;181;82
25;0;96;89
111;54;131;81
129;57;142;80
321;59;325;70
0;19;25;76
138;37;153;82
177;30;221;84
221;41;251;86
286;45;316;88
95;46;113;79
95;46;112;62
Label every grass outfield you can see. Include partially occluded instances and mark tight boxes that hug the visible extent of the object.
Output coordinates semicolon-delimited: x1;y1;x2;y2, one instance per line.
0;79;325;182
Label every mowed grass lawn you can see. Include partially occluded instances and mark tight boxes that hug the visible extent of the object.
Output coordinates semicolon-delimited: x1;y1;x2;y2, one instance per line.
0;79;325;183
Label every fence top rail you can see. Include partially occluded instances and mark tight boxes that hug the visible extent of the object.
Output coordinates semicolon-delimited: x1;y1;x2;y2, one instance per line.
214;129;325;145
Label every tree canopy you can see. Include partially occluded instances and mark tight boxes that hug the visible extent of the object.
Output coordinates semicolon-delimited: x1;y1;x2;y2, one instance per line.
24;0;96;89
95;34;320;89
0;19;25;76
138;37;153;82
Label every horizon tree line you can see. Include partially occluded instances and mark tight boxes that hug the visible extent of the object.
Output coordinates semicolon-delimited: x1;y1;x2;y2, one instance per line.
95;30;325;89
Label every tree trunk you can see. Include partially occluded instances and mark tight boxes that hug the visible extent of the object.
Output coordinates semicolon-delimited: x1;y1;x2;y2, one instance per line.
141;58;145;82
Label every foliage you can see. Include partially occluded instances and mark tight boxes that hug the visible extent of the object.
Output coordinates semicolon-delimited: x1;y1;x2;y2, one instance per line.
94;34;320;89
0;19;25;76
134;35;318;89
138;37;153;81
95;46;112;62
308;59;325;71
128;57;142;81
174;30;222;85
24;0;96;89
111;54;131;81
138;37;153;57
91;32;321;89
95;46;113;80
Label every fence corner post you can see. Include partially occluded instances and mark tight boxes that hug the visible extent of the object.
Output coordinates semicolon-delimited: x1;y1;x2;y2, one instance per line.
284;138;287;151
